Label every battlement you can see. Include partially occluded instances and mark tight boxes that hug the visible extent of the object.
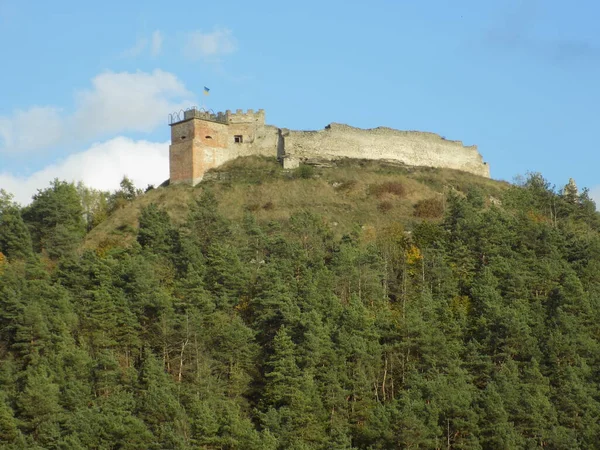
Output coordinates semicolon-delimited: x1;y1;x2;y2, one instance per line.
168;108;266;126
226;109;265;124
168;108;228;126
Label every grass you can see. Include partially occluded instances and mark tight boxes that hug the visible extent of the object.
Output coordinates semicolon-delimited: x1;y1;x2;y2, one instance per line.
83;156;510;250
368;181;407;198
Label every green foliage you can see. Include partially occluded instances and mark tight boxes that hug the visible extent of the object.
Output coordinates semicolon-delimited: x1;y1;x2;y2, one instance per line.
137;203;176;254
107;176;143;212
0;393;20;444
22;179;85;258
0;205;33;260
0;170;600;448
185;188;231;252
295;164;315;179
76;181;111;231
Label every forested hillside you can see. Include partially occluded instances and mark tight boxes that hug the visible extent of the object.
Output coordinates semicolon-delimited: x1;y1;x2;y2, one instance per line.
1;161;600;449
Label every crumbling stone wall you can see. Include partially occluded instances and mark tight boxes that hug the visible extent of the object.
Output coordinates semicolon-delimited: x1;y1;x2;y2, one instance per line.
168;110;490;185
282;123;489;178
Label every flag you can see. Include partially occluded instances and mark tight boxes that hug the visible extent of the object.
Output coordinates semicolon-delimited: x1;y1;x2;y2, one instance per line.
203;86;210;95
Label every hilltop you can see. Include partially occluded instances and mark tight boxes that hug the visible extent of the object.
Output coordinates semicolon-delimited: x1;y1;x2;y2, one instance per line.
85;156;506;251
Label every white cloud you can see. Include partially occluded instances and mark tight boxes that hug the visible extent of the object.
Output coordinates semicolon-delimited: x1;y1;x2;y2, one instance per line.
72;70;192;137
0;137;169;205
184;28;237;60
151;30;163;57
121;36;148;58
0;69;194;154
121;30;163;58
0;106;64;152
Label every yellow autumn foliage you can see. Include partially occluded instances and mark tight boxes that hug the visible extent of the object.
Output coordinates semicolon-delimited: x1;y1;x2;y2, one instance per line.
405;245;422;266
404;244;423;277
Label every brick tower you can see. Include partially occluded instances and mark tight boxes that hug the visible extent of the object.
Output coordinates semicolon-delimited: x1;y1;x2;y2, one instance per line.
168;109;229;185
168;108;270;185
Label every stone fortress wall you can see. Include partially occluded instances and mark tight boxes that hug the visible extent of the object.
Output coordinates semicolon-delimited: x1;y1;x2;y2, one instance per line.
168;108;490;185
282;123;489;177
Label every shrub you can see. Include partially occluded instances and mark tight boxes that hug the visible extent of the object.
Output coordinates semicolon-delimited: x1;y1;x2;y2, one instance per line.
413;197;444;219
378;201;393;213
369;181;406;198
296;164;315;179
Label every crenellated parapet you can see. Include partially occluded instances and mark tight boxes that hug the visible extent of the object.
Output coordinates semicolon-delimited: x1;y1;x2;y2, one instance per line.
226;109;266;124
169;108;267;126
188;109;227;124
169;107;228;125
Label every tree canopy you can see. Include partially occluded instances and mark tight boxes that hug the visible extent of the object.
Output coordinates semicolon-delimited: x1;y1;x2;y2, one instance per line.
1;172;600;448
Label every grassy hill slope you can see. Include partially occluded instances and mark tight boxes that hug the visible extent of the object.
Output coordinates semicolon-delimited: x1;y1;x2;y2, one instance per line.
84;156;507;251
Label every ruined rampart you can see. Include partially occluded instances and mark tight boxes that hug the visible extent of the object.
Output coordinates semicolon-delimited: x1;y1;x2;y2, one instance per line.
168;109;490;185
282;123;489;177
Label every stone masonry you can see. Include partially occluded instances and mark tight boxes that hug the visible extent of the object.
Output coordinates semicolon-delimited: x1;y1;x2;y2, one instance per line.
168;108;490;185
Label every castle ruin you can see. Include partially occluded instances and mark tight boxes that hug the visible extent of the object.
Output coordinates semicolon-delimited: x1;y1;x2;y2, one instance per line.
168;108;490;185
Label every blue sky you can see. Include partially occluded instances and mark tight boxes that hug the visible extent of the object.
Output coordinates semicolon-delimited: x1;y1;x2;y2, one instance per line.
1;0;599;204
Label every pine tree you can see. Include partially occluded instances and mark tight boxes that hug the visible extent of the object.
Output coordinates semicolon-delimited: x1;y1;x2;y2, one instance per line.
22;179;85;258
0;206;33;260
